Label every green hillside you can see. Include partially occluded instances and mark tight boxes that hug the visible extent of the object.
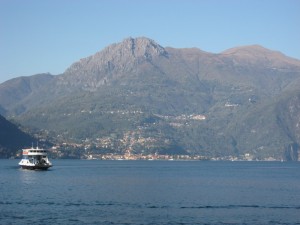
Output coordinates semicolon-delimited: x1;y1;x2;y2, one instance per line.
1;37;300;160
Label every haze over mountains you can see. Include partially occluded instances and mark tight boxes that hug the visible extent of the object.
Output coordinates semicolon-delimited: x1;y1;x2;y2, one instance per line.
1;37;300;160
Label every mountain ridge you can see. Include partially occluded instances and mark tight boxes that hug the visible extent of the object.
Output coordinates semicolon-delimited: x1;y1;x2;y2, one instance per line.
1;37;300;160
59;37;168;89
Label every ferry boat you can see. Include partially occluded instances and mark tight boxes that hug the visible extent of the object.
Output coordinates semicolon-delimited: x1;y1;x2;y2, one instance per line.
19;146;52;170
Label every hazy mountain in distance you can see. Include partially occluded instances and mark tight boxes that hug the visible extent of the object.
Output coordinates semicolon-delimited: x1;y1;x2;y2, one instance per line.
0;73;55;115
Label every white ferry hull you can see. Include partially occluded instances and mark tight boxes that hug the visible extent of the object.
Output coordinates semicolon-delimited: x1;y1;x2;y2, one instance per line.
19;146;52;170
20;164;52;170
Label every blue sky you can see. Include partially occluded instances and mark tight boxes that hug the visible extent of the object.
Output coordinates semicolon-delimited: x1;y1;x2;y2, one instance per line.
1;0;299;83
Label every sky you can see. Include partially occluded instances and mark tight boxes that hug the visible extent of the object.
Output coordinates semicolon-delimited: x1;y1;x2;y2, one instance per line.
1;0;300;83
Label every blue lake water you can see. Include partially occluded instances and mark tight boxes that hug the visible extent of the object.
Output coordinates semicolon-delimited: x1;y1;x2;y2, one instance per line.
0;159;300;225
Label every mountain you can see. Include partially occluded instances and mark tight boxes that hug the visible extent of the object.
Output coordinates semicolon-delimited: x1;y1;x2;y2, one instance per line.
59;37;168;89
0;114;36;158
1;37;300;160
0;73;55;115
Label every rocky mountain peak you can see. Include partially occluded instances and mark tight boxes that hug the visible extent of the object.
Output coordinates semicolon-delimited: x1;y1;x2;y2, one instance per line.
91;37;168;65
61;37;168;88
118;37;167;58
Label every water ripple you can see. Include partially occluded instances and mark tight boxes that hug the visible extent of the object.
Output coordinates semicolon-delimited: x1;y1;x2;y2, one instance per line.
1;200;299;210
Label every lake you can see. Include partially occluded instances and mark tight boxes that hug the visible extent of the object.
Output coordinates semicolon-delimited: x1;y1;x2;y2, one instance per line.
0;159;299;224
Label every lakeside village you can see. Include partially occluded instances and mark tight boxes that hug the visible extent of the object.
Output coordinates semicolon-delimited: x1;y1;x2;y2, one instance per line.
49;146;280;161
26;112;281;161
47;143;278;161
84;153;271;161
